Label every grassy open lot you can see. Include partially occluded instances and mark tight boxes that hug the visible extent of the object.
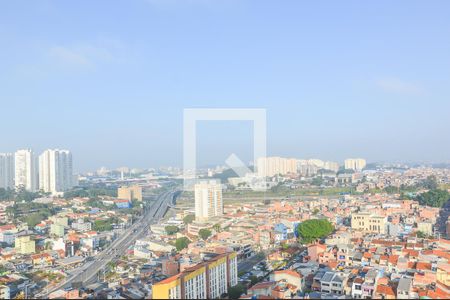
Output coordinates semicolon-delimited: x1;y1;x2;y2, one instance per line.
176;187;354;206
223;187;353;199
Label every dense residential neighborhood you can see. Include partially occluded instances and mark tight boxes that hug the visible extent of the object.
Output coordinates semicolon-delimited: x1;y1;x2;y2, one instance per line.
1;158;449;299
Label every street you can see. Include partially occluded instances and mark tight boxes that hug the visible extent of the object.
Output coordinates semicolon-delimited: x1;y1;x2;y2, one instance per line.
38;190;177;298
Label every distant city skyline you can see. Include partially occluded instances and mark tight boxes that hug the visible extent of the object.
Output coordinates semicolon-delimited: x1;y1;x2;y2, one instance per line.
1;1;450;171
0;147;450;173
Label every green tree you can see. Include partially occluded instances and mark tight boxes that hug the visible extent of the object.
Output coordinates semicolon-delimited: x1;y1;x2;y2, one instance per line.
93;218;118;232
249;275;259;285
183;214;195;225
228;284;246;300
63;188;89;199
415;189;450;208
212;223;221;233
86;199;108;209
384;186;399;194
175;237;190;251
165;225;179;235
416;231;427;238
45;241;53;250
15;187;41;202
0;188;14;200
199;228;212;240
64;187;118;200
25;213;46;227
422;176;438;190
0;265;7;274
311;177;324;186
297;219;334;243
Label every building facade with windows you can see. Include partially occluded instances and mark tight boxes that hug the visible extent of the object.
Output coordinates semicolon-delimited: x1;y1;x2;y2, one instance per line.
152;252;238;299
0;153;14;189
351;212;387;234
39;149;73;195
118;185;143;201
194;181;223;221
14;149;38;191
344;158;367;171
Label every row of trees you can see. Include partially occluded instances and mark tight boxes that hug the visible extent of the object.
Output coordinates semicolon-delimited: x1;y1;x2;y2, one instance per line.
170;215;220;251
64;187;118;200
0;187;45;202
173;229;213;251
165;225;212;240
0;188;14;200
415;189;450;208
394;176;450;208
1;185;119;203
5;202;58;227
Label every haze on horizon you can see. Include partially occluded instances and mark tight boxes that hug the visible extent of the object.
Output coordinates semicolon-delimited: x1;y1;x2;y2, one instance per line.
1;0;450;172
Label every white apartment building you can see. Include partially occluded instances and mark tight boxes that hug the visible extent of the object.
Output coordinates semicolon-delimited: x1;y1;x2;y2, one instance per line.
0;153;14;189
257;157;298;177
39;149;73;195
195;181;223;221
344;158;367;171
324;161;340;172
297;159;339;175
14;149;38;191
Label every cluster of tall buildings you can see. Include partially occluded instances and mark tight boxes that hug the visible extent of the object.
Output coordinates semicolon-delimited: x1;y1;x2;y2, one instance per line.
344;158;367;171
194;180;223;222
256;157;298;177
0;149;74;195
256;157;341;177
255;156;367;177
298;159;340;175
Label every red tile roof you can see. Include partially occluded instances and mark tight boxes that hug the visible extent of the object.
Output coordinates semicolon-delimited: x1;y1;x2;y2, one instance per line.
274;269;302;278
388;255;399;264
416;262;432;271
376;284;396;297
354;277;364;284
250;281;276;290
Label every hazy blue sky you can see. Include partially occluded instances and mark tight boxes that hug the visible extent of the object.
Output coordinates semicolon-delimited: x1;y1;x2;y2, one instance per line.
1;0;450;172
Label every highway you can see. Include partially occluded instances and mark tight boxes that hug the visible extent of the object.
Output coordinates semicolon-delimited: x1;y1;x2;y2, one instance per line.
38;190;177;298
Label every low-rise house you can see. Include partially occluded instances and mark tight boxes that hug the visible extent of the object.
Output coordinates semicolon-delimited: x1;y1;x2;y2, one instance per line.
31;253;54;267
437;262;450;286
351;277;363;299
319;271;346;295
248;281;276;298
397;277;412;299
270;269;303;293
361;269;379;298
308;243;326;262
374;284;396;299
